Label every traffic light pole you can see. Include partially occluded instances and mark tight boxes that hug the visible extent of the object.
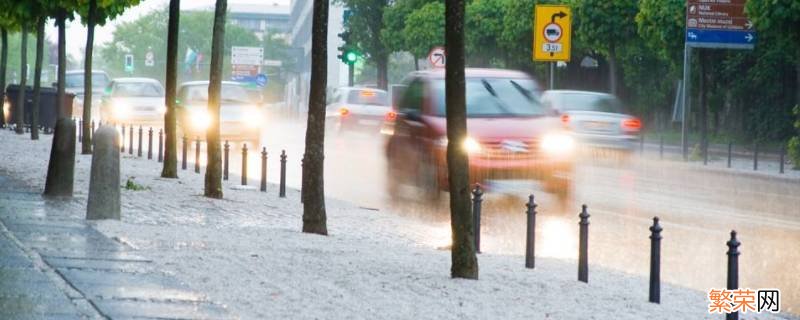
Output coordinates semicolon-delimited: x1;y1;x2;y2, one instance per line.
348;62;354;87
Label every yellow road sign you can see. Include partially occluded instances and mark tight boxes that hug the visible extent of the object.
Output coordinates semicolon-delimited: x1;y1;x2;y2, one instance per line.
533;5;572;62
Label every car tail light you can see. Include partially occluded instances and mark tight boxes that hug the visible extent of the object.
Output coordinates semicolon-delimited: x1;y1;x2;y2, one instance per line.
339;107;350;117
560;114;570;124
622;118;642;131
385;111;397;121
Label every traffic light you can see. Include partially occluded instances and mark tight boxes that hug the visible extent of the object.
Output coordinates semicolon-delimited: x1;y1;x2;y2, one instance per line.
344;50;358;64
337;31;359;65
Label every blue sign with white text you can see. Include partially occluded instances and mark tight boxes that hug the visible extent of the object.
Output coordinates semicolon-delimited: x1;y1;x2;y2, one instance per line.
686;29;756;49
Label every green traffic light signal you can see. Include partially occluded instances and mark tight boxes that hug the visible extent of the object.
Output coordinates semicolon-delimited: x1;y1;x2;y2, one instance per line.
345;51;358;63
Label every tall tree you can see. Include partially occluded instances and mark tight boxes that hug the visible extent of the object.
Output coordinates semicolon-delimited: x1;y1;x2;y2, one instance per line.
161;0;180;179
403;2;445;63
302;0;329;235
571;0;639;95
381;0;430;70
31;16;45;140
746;1;800;107
338;0;390;89
15;24;28;135
445;0;478;279
465;0;506;67
204;0;225;199
0;26;8;127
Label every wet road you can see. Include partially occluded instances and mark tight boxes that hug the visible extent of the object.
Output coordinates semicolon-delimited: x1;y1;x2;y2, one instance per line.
169;114;800;314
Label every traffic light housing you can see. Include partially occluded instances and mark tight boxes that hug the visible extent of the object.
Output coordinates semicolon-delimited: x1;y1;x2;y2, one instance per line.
337;30;359;65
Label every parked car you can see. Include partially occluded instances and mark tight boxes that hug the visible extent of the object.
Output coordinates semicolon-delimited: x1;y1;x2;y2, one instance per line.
176;81;262;143
540;90;641;154
100;78;165;126
385;68;574;201
65;70;110;119
326;87;392;133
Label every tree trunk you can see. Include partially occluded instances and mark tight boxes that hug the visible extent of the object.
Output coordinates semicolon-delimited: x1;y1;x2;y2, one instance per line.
0;28;7;127
607;43;617;96
302;0;329;236
15;25;28;134
376;53;388;90
795;60;799;108
82;0;97;153
413;54;419;71
204;0;226;199
161;0;181;179
31;18;45;140
44;10;75;198
445;0;478;280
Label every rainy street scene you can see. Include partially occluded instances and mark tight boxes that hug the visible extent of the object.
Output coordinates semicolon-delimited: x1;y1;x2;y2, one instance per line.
0;0;798;319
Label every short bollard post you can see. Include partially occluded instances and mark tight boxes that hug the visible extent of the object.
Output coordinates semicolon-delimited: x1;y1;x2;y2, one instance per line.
727;142;732;168
578;205;590;283
157;129;163;162
300;155;305;203
91;120;95;136
129;125;134;155
137;126;143;157
753;141;759;171
195;137;201;173
471;184;483;254
726;230;741;320
121;124;126;152
779;145;785;174
260;147;267;192
223;141;230;180
147;127;153;160
659;135;664;160
279;150;287;198
86;126;120;220
525;194;537;269
181;136;187;170
241;143;248;185
648;217;662;304
79;119;83;142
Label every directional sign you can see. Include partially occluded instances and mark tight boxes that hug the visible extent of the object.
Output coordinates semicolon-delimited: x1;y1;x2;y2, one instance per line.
686;0;755;49
145;51;155;67
428;47;446;68
533;5;571;62
231;46;264;66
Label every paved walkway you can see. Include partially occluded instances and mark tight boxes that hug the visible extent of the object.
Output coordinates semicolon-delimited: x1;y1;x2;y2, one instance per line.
0;173;234;319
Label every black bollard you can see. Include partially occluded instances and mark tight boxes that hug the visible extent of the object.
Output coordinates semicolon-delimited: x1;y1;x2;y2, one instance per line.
780;145;785;174
223;141;230;180
659;135;664;160
195;137;201;173
279;150;287;198
300;155;305;203
578;204;590;283
91;120;95;137
726;230;740;320
79;119;83;142
727;142;732;168
261;147;267;192
121;124;126;152
472;184;483;254
241;144;248;185
181;136;187;170
158;129;163;162
137;126;143;157
147;127;153;160
649;217;662;304
753;141;759;171
525;194;537;269
129;125;134;155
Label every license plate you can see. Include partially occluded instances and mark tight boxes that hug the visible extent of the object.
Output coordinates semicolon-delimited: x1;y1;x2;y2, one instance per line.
583;121;611;130
358;119;379;126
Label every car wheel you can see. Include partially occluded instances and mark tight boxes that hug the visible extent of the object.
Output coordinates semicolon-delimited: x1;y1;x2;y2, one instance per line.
416;154;442;203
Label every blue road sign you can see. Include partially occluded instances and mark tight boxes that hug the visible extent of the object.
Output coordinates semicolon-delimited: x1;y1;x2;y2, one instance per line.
255;74;268;88
686;29;755;49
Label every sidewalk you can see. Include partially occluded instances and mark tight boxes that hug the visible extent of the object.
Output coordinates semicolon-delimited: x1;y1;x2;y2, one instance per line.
0;170;233;318
0;130;790;319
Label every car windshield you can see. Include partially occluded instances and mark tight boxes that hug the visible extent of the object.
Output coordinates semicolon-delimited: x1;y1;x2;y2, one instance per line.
346;90;388;106
433;78;543;117
112;82;164;97
551;93;623;113
65;73;109;90
184;84;252;104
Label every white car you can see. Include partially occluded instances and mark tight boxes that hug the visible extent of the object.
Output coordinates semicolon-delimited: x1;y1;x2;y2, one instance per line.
100;78;166;126
326;87;392;132
65;69;110;119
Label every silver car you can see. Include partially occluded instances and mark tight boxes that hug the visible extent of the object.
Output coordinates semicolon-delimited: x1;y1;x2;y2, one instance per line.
65;70;110;119
541;90;641;152
100;78;166;126
326;87;392;132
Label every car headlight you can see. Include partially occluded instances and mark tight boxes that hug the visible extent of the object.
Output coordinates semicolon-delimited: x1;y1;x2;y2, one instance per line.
113;102;130;119
190;110;212;130
157;105;167;114
540;133;575;155
462;136;482;154
243;106;261;128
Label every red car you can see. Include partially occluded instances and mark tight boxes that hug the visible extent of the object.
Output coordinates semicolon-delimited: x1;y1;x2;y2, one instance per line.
385;69;575;201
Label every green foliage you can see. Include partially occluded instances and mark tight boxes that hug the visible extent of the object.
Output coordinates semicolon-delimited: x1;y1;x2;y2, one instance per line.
403;2;444;59
570;0;639;56
465;0;506;67
124;177;148;191
338;0;390;63
635;0;684;65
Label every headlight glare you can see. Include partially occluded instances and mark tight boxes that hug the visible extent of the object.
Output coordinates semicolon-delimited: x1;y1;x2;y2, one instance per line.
462;137;482;154
541;133;575;155
190;110;212;130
